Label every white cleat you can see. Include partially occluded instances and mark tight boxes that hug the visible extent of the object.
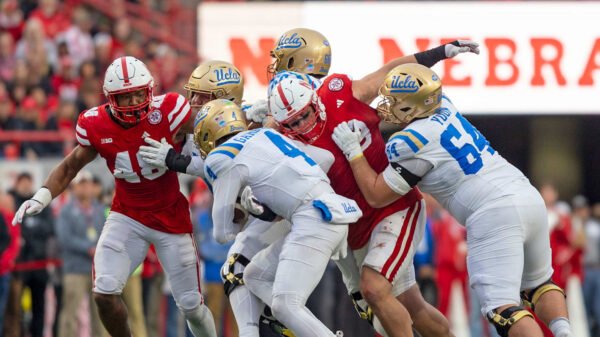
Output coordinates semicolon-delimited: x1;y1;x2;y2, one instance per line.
335;331;344;337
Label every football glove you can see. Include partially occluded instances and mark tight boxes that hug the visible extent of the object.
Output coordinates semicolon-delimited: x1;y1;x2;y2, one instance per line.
139;137;173;169
332;122;363;161
445;40;480;58
240;186;278;222
12;187;52;225
243;99;269;124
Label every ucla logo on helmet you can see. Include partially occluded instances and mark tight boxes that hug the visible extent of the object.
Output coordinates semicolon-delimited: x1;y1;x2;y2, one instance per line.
390;75;419;93
277;33;303;50
214;68;240;86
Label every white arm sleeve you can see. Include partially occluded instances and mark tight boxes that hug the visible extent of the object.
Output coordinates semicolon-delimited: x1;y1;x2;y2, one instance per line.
211;165;248;243
382;158;432;195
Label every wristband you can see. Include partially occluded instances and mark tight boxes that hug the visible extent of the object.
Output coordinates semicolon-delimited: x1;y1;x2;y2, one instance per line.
415;44;447;68
165;149;192;173
32;187;52;207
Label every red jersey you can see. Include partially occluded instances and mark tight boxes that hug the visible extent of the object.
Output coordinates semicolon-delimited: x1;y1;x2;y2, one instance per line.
75;92;193;234
315;74;422;249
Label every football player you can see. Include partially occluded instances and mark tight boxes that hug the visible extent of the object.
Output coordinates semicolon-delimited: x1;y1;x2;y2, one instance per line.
12;56;218;337
196;99;362;337
330;63;573;337
138;60;337;337
262;31;478;337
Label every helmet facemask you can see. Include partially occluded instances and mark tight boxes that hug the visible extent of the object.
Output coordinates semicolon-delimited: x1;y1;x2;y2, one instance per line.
108;85;153;125
277;95;326;144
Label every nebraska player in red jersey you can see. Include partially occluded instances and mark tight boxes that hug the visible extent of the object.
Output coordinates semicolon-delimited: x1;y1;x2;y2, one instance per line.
266;41;476;337
12;56;217;337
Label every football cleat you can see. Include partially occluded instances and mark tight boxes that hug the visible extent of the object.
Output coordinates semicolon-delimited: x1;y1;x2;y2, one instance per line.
261;307;296;337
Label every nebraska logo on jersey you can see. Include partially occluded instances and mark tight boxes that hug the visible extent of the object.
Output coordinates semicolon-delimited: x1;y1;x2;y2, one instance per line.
328;78;344;92
148;110;162;124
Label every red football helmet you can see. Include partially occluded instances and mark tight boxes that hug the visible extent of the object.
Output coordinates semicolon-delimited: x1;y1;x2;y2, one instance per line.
103;56;154;124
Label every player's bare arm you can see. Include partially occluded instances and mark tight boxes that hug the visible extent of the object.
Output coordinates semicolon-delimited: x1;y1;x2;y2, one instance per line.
12;145;98;225
352;40;480;104
44;145;98;197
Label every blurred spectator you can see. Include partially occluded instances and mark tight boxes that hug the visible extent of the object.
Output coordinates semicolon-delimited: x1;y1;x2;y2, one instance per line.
27;0;69;39
0;190;17;337
56;171;107;337
12;97;43;158
0;0;24;41
15;18;57;71
30;85;58;123
51;56;81;103
56;6;94;70
142;246;164;337
573;195;600;336
540;183;584;288
5;172;54;337
0;32;16;82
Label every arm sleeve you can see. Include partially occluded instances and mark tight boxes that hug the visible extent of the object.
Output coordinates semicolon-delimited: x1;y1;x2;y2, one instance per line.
208;159;248;243
382;158;433;195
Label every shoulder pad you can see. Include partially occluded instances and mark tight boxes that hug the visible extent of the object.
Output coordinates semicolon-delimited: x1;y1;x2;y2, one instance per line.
204;149;234;184
76;107;100;147
386;129;429;161
159;92;191;133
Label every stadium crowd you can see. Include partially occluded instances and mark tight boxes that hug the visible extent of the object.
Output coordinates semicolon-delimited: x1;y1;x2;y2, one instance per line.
1;1;599;337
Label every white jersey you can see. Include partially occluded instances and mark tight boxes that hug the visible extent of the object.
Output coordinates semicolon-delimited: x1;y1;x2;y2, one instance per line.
383;95;528;225
204;128;330;235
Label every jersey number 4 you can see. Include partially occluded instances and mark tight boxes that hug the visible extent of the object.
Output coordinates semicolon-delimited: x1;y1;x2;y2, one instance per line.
440;113;495;175
265;130;317;166
114;150;167;183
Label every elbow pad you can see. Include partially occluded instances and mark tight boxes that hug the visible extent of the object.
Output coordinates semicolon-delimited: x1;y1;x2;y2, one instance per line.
382;162;421;195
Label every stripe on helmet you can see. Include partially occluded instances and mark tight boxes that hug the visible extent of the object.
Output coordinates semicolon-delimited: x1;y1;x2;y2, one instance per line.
120;57;130;84
276;83;294;113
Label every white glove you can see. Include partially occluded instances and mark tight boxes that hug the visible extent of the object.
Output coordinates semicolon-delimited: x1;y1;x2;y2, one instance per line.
332;122;363;161
445;40;480;58
240;186;264;216
243;99;269;124
139;137;173;168
12;187;52;225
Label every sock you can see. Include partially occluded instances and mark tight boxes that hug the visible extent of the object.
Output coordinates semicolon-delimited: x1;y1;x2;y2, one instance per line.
184;304;218;337
549;317;573;337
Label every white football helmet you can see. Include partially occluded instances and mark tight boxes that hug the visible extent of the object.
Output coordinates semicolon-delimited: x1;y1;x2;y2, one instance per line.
103;56;154;124
268;76;326;144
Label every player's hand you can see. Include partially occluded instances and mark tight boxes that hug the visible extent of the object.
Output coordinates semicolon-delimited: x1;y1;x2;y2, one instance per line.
139;137;173;168
445;40;480;58
12;187;52;225
351;292;374;325
243;99;269;124
241;186;265;216
240;186;278;222
332;122;363;161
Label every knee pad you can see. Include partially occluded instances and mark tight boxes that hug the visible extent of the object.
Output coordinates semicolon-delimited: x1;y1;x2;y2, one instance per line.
177;290;203;312
93;276;123;295
222;253;250;297
487;306;533;337
521;279;565;310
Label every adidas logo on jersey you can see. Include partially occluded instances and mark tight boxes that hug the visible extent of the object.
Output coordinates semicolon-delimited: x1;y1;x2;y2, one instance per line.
336;99;344;108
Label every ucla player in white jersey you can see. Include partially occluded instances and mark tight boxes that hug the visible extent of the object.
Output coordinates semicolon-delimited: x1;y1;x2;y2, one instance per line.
330;63;573;337
195;99;362;337
140;60;337;337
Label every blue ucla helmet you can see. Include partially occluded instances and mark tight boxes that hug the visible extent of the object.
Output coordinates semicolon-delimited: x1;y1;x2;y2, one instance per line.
184;60;244;109
268;28;332;79
377;64;442;124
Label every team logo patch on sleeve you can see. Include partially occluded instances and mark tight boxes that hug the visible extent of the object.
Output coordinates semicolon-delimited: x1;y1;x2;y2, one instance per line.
328;78;344;92
148;110;162;124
